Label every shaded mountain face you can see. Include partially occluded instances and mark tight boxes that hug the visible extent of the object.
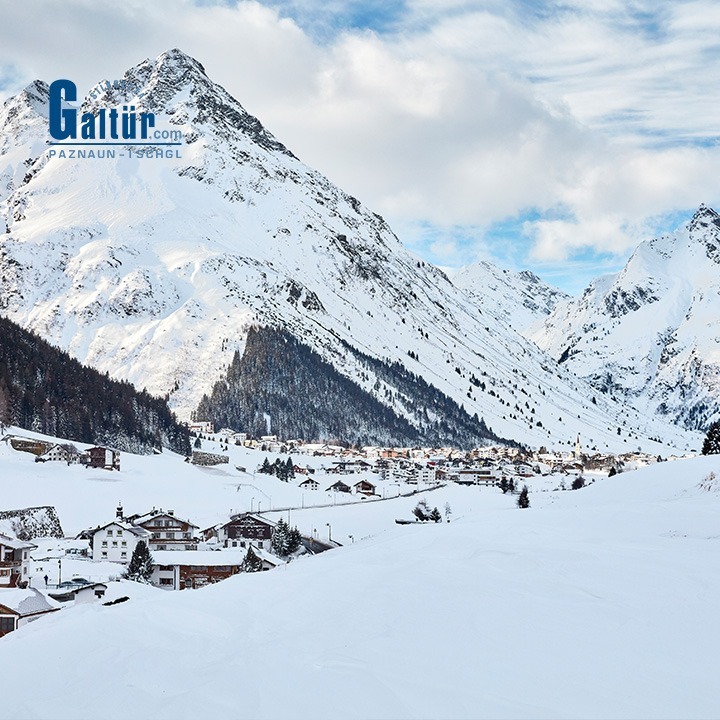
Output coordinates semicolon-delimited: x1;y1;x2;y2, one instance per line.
0;49;697;452
528;205;720;431
452;261;568;333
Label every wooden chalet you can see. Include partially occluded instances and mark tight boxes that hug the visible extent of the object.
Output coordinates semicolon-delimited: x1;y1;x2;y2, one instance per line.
353;479;377;496
218;513;276;550
299;477;320;490
128;509;199;551
87;446;120;471
326;480;351;493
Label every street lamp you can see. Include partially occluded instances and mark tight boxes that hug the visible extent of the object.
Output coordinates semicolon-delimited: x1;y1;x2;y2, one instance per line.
348;535;354;543
57;558;62;587
326;523;332;542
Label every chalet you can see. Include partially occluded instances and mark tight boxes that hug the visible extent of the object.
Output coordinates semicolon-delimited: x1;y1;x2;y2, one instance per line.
151;549;278;590
5;436;53;456
326;480;351;494
35;444;79;463
353;480;376;496
299;477;319;491
130;509;199;551
217;514;276;551
0;533;35;588
190;421;214;434
48;582;108;604
0;589;60;636
456;468;499;486
90;521;150;563
87;446;120;471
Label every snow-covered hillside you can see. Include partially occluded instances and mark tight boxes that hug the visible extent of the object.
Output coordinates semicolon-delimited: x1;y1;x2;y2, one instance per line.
0;49;698;452
529;205;720;431
453;260;568;332
2;438;720;719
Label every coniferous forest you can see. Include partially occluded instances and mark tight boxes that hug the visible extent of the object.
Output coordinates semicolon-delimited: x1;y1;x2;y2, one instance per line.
196;325;508;449
0;315;190;454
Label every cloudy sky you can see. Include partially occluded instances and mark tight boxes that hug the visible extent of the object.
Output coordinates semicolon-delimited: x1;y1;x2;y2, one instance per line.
1;0;719;293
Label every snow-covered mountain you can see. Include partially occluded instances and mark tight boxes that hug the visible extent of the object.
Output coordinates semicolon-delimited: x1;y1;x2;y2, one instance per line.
528;205;720;431
452;261;568;333
0;49;698;452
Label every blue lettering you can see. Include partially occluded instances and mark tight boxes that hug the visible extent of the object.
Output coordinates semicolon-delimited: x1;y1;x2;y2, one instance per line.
48;79;77;140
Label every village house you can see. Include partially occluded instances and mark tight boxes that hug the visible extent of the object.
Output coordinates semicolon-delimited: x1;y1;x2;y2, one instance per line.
0;533;35;588
89;520;150;563
87;446;120;471
455;467;500;486
35;443;80;464
189;421;214;434
326;480;352;494
0;588;60;636
151;549;278;590
215;513;276;551
353;479;377;496
298;477;319;491
128;509;199;551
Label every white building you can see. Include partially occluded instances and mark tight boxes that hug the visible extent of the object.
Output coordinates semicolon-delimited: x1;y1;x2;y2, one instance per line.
91;521;150;563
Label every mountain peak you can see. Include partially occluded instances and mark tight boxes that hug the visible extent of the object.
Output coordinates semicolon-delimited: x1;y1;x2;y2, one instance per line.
688;203;720;233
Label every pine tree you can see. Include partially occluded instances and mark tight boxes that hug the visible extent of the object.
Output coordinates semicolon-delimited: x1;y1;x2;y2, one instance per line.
271;518;290;556
194;436;202;449
499;478;509;494
430;507;442;523
517;485;530;509
126;540;153;582
260;457;272;474
287;526;302;555
702;421;720;455
413;499;430;521
608;466;617;477
443;502;452;522
242;546;263;573
285;457;295;480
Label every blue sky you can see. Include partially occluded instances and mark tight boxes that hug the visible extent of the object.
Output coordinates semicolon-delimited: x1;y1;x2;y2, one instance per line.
1;0;719;293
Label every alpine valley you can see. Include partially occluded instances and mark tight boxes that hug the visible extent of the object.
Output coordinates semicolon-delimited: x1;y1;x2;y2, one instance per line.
0;49;702;453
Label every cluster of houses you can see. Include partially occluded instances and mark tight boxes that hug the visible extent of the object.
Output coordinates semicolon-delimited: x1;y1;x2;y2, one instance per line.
2;434;121;470
79;504;309;592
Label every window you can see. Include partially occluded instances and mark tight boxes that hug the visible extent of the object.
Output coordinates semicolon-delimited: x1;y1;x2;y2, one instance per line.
257;541;263;549
160;578;173;586
152;532;160;539
101;541;107;547
107;530;113;537
101;552;107;558
184;533;191;539
117;530;123;536
120;552;127;559
165;532;175;539
121;541;127;547
231;541;237;548
0;617;15;636
240;541;246;548
112;541;118;548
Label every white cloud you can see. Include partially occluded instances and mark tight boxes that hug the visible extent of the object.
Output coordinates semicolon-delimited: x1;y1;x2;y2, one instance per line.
2;0;720;283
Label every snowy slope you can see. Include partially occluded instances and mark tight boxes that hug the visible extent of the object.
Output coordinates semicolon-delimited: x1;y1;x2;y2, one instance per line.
529;205;720;431
452;260;568;332
1;450;720;719
0;49;697;452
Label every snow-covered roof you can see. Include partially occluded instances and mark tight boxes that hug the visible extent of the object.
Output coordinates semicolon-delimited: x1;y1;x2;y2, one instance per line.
0;588;59;616
151;549;279;567
0;532;36;550
132;511;199;528
93;521;150;538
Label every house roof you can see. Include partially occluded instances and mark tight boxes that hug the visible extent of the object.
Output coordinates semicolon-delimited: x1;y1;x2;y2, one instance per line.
0;588;60;616
0;532;37;551
132;511;199;529
91;521;150;538
151;548;280;568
